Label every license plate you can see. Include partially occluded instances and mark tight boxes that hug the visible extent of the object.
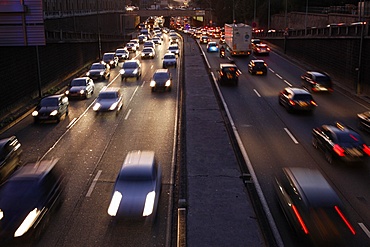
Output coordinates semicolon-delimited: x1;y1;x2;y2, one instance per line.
257;71;263;75
298;101;308;107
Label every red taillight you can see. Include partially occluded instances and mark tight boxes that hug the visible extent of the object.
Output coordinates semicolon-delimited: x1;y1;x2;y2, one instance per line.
362;144;370;156
334;206;356;235
292;205;309;234
289;100;296;106
333;144;345;156
310;100;318;106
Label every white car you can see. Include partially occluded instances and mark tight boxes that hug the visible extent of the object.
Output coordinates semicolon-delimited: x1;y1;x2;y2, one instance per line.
162;53;177;68
152;37;162;45
129;39;140;50
168;44;180;56
115;48;130;61
125;42;136;52
141;47;155;59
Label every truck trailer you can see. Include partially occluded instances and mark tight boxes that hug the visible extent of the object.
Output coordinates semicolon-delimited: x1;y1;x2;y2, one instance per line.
224;23;252;56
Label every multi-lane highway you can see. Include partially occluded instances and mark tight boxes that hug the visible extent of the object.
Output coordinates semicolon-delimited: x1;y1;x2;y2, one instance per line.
199;36;370;246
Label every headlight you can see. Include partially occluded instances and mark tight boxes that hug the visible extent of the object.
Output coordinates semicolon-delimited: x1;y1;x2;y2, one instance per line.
99;71;104;75
119;69;125;75
79;89;85;95
143;191;155;216
65;90;70;95
133;69;138;74
110;61;114;64
14;208;40;237
107;191;122;216
149;53;153;56
86;72;90;76
93;103;101;111
150;80;156;87
50;110;58;116
165;79;171;87
32;111;39;117
141;53;145;57
109;102;118;110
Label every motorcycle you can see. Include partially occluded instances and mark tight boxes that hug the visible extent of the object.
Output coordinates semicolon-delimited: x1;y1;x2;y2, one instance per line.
220;49;225;58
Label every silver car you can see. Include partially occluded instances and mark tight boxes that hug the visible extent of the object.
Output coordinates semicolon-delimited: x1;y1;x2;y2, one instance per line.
120;60;142;80
107;150;162;222
92;88;123;114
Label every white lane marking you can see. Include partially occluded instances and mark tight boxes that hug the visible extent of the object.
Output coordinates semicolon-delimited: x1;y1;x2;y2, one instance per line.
253;89;261;97
359;223;370;238
129;86;139;103
86;170;102;197
151;65;154;69
284;80;292;87
125;109;132;120
269;68;275;73
67;118;77;129
284;128;299;144
275;74;283;79
141;80;146;87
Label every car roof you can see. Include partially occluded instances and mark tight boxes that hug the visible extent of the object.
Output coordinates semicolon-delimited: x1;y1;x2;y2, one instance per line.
119;151;156;179
322;123;359;135
251;59;265;63
0;136;17;149
155;69;169;73
306;71;329;77
10;159;58;181
43;94;64;99
220;63;237;68
285;87;310;94
103;52;115;55
100;87;120;93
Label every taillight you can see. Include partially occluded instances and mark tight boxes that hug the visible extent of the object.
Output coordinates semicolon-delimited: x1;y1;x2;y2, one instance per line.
333;144;345;156
289;100;296;106
334;206;356;235
362;144;370;156
292;205;309;234
310;100;318;106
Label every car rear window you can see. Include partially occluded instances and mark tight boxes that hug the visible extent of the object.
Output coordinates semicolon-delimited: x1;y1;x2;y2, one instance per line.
293;94;312;101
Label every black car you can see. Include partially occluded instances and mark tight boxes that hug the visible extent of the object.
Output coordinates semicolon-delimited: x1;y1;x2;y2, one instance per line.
274;167;356;246
0;159;65;244
200;35;210;44
252;43;270;55
278;87;317;113
102;52;118;68
0;136;22;183
86;62;110;81
301;71;333;93
248;60;268;75
357;111;370;132
65;77;95;99
312;122;370;164
32;94;69;123
217;63;240;86
150;69;172;92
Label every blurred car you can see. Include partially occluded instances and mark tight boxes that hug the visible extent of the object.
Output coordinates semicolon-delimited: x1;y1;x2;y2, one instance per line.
278;87;317;113
168;44;180;56
152;37;162;45
169;34;179;44
0;136;22;184
125;42;137;52
206;41;219;52
102;52;118;68
274;167;356;245
162;53;177;68
92;88;123;114
141;47;156;59
357;111;370;132
115;48;130;61
65;77;94;99
301;71;333;93
150;69;172;92
0;159;64;243
120;60;142;80
107;150;162;222
129;39;140;50
312;122;370;164
143;41;155;49
200;35;210;44
252;43;270;55
219;35;225;44
251;38;261;48
217;63;240;86
86;62;110;80
32;94;69;123
248;60;268;75
138;34;147;44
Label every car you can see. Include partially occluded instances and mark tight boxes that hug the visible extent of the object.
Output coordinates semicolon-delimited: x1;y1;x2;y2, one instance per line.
0;159;65;244
200;35;210;44
129;39;140;50
162;53;177;68
357;111;370;132
301;71;333;93
150;69;172;92
219;35;225;44
168;44;180;56
169;34;179;44
251;38;261;48
65;77;94;99
206;41;219;52
115;48;130;61
278;87;317;113
143;41;155;49
125;42;137;52
274;167;356;246
141;47;155;59
217;63;240;86
248;60;268;75
152;37;162;45
107;150;161;222
120;60;142;80
138;34;147;44
32;94;69;123
252;43;270;55
86;62;110;80
0;136;22;184
102;52;118;68
312;122;370;164
92;87;123;114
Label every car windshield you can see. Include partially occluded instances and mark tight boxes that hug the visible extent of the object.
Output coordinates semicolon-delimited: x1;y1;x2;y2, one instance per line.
116;49;127;54
153;72;169;81
91;64;104;70
99;92;118;99
103;54;114;60
71;79;86;86
123;62;138;69
143;48;153;52
40;97;58;107
169;46;178;51
164;54;175;59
